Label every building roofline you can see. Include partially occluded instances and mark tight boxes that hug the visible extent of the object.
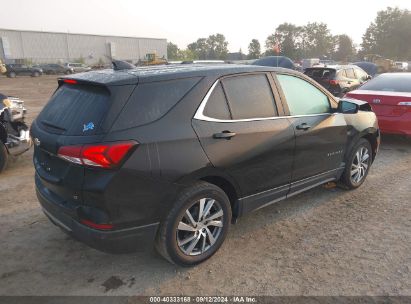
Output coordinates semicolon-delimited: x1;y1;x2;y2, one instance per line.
0;28;167;41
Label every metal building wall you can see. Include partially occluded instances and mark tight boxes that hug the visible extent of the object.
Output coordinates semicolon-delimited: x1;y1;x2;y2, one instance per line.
0;29;167;64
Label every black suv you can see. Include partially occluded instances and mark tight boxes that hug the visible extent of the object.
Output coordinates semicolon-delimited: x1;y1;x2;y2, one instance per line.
304;65;371;97
32;65;379;266
5;64;43;78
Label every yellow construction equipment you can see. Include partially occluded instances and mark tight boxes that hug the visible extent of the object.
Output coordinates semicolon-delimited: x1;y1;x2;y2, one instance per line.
137;53;167;66
0;59;6;74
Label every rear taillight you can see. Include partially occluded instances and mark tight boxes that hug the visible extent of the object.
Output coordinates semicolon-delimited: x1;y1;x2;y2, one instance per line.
57;141;138;169
329;80;339;85
63;79;77;85
398;102;411;106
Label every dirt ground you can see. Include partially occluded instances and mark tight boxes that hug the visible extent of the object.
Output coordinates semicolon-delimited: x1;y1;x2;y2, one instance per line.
0;75;410;296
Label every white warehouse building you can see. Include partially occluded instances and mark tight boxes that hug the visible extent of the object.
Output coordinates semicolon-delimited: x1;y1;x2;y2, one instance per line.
0;28;167;65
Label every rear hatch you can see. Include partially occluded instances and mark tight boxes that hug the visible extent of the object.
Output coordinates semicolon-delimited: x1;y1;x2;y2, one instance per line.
346;90;411;117
304;68;336;89
32;77;137;210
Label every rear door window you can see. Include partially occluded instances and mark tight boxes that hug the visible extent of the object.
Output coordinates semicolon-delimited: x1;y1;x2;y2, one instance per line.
203;83;231;120
113;77;201;130
37;84;110;135
277;74;330;115
222;74;277;119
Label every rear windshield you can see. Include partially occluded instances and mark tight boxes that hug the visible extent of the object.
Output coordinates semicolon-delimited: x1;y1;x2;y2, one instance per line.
37;84;110;135
112;77;200;130
360;74;411;92
304;68;336;79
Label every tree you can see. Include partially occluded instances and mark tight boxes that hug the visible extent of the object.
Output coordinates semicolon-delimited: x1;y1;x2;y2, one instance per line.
187;38;208;60
167;42;180;60
265;33;281;56
187;34;229;60
301;22;334;58
272;23;303;59
248;39;261;59
334;34;356;62
206;33;229;60
361;7;411;60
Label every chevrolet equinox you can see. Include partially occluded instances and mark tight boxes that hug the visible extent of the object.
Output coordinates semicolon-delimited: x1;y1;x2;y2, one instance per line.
32;64;380;266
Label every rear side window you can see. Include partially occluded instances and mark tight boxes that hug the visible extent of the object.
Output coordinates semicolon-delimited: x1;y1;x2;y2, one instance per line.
337;70;347;79
203;83;231;120
37;84;110;135
222;74;277;119
354;68;368;81
277;74;330;115
113;77;200;130
345;68;355;79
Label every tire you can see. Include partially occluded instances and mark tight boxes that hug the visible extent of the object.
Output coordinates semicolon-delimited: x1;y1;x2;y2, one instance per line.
155;181;232;266
8;72;16;78
0;142;8;173
32;71;40;77
340;138;372;189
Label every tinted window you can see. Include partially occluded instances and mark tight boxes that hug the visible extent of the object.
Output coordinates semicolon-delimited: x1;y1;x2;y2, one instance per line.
113;77;200;130
359;74;411;92
345;68;355;79
304;68;336;79
222;74;277;119
203;83;231;120
37;84;110;135
277;74;330;115
354;68;368;81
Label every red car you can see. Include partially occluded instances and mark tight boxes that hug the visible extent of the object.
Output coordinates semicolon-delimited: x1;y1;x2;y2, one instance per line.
346;73;411;137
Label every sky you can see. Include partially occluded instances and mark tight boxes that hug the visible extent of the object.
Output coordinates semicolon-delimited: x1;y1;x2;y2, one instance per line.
1;0;410;52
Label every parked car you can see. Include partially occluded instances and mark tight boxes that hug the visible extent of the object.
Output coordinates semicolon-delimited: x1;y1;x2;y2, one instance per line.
41;64;73;75
5;64;43;78
345;73;411;137
64;63;91;73
252;56;295;70
353;62;378;77
304;65;371;97
394;61;408;72
31;64;379;266
0;93;32;173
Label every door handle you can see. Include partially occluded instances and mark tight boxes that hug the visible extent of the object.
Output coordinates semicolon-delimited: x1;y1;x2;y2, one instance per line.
296;123;311;131
213;131;236;140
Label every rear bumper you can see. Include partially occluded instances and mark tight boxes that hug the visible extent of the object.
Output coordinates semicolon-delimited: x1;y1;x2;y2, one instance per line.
36;181;159;254
378;113;411;136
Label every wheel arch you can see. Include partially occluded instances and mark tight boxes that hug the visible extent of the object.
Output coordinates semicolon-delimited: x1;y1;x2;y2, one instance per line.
345;127;379;164
177;168;241;220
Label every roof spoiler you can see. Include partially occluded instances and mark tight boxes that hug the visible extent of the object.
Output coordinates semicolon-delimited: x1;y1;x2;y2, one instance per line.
112;60;135;71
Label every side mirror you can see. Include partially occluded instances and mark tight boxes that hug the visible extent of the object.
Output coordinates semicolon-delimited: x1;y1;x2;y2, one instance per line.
338;100;359;114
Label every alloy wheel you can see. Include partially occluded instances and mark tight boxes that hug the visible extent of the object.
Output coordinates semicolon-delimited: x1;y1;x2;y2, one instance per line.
176;198;224;256
350;146;370;184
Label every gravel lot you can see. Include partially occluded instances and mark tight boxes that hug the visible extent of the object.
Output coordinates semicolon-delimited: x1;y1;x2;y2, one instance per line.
0;75;410;296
